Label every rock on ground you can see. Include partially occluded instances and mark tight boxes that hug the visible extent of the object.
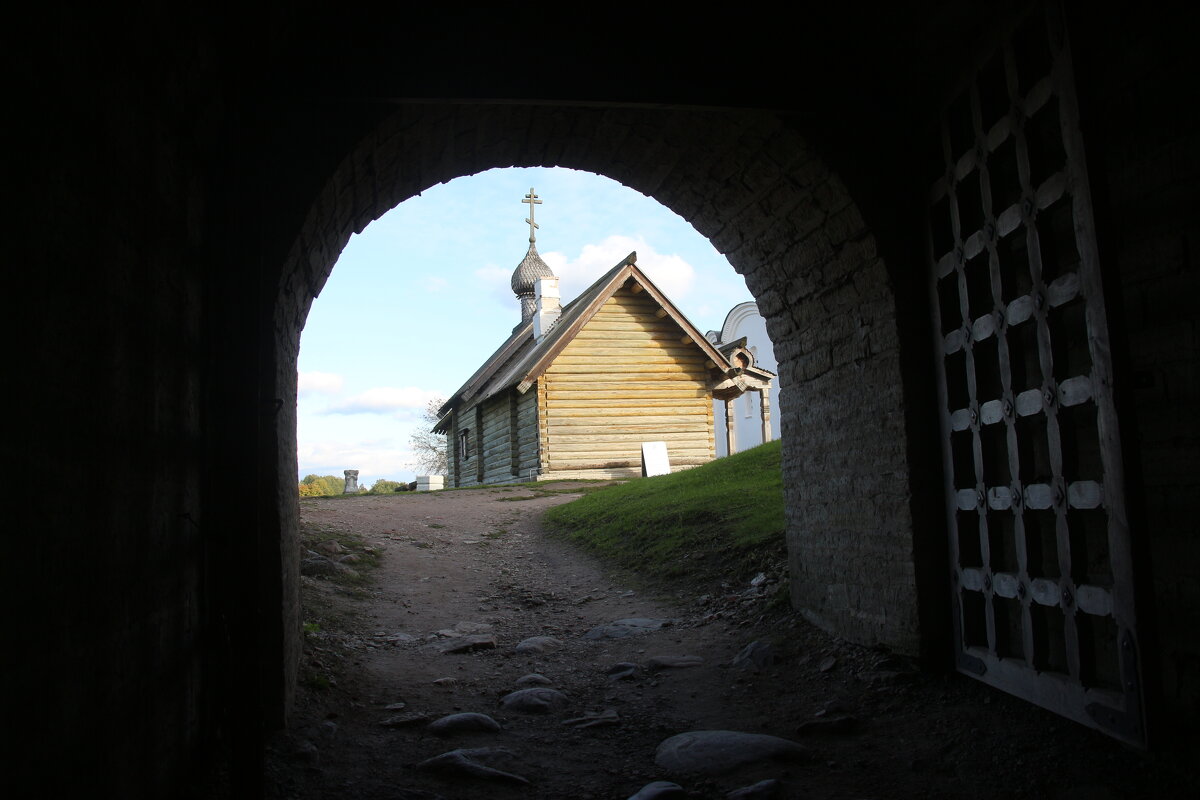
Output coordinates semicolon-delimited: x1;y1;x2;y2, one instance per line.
416;747;529;784
514;635;562;654
440;634;497;654
515;673;552;686
582;618;674;640
646;655;704;671
727;778;781;798
654;730;808;776
499;687;569;714
627;780;687;799
730;641;774;670
427;712;502;735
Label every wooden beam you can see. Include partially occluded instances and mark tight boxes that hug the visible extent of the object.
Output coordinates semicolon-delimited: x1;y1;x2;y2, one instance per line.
549;410;705;422
547;364;707;376
559;341;700;354
546;389;707;400
551;354;707;366
545;381;706;394
547;424;709;435
548;378;707;390
546;396;707;407
550;439;714;452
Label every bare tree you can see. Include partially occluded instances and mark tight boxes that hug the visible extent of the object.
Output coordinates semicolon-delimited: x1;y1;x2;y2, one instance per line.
408;397;448;475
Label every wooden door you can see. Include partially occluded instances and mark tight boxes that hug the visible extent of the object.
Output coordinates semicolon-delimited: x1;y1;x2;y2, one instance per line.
927;5;1145;745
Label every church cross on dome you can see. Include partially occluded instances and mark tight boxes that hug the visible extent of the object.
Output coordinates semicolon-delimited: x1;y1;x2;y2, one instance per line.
522;187;542;243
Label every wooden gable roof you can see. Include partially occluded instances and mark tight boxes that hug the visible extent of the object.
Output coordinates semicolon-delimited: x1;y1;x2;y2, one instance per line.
434;252;737;431
492;253;732;394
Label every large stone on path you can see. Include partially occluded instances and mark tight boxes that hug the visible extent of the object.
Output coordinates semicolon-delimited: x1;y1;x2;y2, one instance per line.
563;708;620;729
655;731;808;776
627;781;686;799
514;635;562;654
730;641;774;670
315;540;346;556
499;687;569;714
441;634;497;654
582;618;673;640
515;673;552;686
646;655;704;671
300;555;357;578
428;712;502;735
727;778;781;798
381;712;431;728
416;747;528;784
606;662;640;681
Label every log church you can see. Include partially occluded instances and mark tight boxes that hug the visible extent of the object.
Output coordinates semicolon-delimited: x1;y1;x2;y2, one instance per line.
434;189;774;485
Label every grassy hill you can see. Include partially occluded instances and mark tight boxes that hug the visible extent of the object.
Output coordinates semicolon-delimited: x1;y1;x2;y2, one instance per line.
543;440;786;592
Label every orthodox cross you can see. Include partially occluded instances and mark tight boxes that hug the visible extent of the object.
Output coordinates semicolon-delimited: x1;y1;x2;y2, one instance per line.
522;187;542;243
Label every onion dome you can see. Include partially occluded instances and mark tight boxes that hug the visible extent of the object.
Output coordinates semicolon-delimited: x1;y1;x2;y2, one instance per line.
511;188;555;327
511;242;555;296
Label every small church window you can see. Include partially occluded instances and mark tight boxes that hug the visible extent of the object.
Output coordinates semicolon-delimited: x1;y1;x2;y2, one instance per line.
459;429;471;460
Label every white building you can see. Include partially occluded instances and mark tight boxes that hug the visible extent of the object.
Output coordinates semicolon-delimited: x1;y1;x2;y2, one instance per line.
707;301;783;456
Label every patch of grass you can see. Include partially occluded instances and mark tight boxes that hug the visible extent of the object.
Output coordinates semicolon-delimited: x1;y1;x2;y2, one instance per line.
427;523;446;529
497;494;540;502
544;441;786;592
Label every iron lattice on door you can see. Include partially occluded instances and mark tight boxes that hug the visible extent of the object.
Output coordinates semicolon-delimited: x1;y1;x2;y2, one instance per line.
926;4;1144;746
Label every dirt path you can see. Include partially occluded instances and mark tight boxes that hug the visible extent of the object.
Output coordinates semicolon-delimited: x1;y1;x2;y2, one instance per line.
267;487;1197;799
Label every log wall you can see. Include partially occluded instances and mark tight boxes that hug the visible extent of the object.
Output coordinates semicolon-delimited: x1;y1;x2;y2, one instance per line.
540;284;716;478
449;378;541;487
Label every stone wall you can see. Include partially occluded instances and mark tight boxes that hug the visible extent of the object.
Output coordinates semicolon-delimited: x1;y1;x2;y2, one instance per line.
279;106;924;656
1072;14;1200;729
10;15;225;795
8;5;1197;797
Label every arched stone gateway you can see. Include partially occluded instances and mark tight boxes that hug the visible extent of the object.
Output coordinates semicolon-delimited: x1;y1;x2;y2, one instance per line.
11;2;1197;795
275;103;926;655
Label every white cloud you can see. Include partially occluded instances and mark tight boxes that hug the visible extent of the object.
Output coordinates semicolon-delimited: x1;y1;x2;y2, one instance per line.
298;371;344;397
298;438;417;483
469;238;697;317
473;264;520;311
425;276;449;292
546;235;696;304
322;386;443;417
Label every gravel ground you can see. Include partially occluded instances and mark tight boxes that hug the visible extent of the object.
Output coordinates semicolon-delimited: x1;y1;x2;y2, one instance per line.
265;486;1199;799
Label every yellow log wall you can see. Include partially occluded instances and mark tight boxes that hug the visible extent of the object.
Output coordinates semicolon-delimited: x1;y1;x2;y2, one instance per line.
542;284;716;473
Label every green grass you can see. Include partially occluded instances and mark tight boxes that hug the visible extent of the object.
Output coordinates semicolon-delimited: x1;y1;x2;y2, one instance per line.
543;440;786;590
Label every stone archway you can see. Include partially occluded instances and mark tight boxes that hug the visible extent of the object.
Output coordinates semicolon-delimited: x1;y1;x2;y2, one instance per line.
269;103;932;708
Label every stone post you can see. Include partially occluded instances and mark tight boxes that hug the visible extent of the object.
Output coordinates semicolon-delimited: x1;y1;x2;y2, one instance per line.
343;470;360;493
760;386;772;443
724;399;737;455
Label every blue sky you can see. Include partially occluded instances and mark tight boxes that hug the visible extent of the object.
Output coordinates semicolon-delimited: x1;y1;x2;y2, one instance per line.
297;167;755;485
